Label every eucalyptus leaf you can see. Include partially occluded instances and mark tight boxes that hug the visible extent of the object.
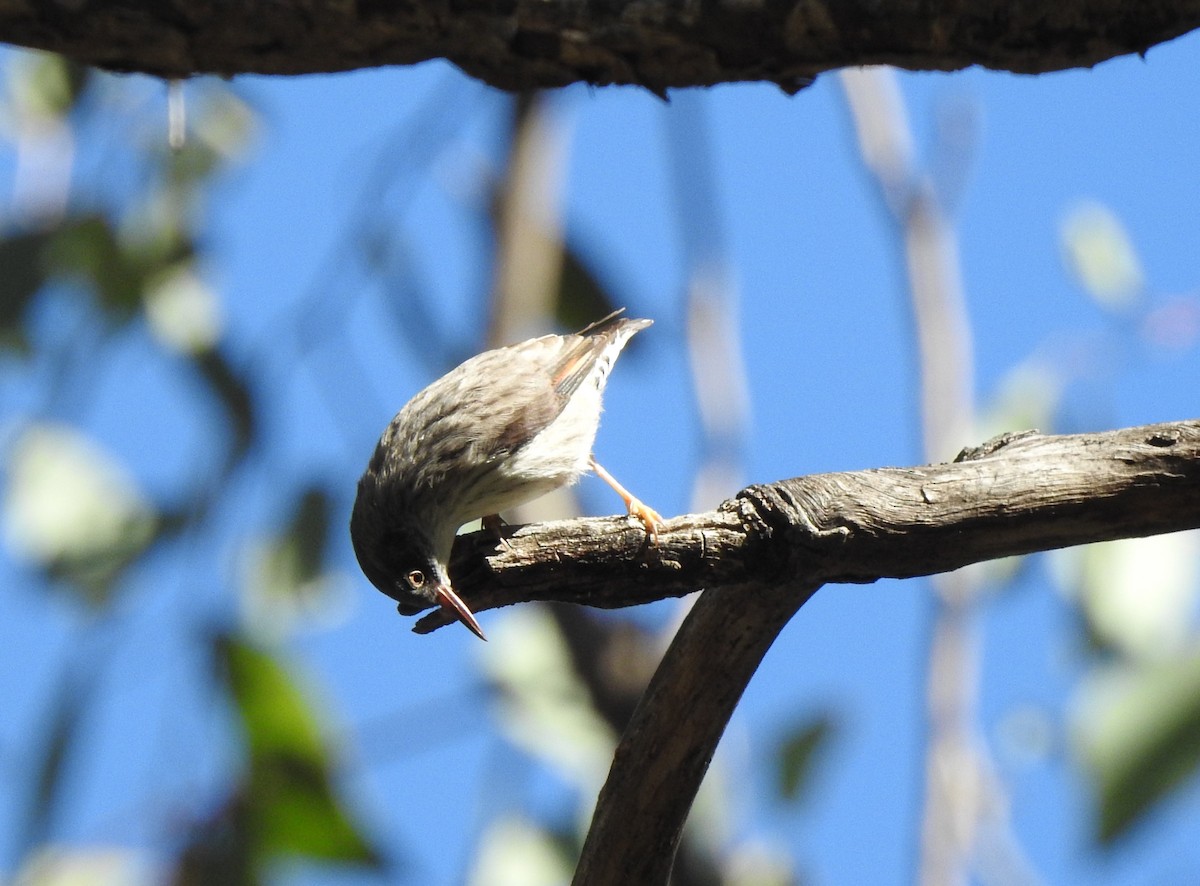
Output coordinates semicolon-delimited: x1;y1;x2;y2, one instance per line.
1074;650;1200;842
216;636;382;868
776;714;837;803
0;230;51;353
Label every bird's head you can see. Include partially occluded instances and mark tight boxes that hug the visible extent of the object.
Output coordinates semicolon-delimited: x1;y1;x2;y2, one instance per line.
350;487;486;640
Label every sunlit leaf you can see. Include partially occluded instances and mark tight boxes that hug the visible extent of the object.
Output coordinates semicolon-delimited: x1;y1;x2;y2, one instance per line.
1051;533;1200;661
1073;650;1200;842
194;88;258;160
240;487;347;641
216;636;381;868
722;841;797;886
15;844;147;886
976;360;1061;445
1061;201;1144;311
249;488;331;597
5;52;89;121
2;422;158;605
160;88;258;190
776;715;837;803
469;817;572;886
481;608;617;789
143;264;223;353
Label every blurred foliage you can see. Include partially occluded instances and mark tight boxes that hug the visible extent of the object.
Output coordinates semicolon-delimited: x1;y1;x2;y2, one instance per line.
214;636;382;872
47;213;173;318
554;242;620;334
0;50;375;884
1074;649;1200;842
0;229;51;352
19;671;90;862
239;487;345;642
2;422;157;605
1;40;1199;886
775;715;837;804
1050;203;1200;842
1061;201;1145;312
468;816;574;886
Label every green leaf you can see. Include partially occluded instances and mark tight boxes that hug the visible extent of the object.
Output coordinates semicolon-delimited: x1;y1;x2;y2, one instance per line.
1074;649;1200;842
192;348;256;470
1061;201;1144;311
7;52;90;119
0;230;52;353
19;673;88;858
1057;534;1200;661
776;714;837;803
2;422;159;606
46;215;145;317
216;636;381;868
555;242;620;332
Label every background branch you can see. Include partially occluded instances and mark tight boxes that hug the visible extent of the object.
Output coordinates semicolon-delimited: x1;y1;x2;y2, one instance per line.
0;0;1197;91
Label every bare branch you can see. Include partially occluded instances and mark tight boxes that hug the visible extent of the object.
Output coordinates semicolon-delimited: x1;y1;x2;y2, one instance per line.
566;420;1200;885
416;419;1200;632
1;0;1197;91
402;420;1200;882
574;575;817;885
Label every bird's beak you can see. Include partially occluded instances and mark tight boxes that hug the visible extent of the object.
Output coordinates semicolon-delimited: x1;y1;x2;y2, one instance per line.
434;583;487;641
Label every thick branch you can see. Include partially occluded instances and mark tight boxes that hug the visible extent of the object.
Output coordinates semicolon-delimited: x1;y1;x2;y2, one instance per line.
417;419;1200;633
1;0;1197;92
569;422;1200;885
407;419;1200;883
575;576;816;884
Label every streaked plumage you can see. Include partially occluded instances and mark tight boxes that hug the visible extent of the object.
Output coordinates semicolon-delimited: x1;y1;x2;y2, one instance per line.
350;312;659;639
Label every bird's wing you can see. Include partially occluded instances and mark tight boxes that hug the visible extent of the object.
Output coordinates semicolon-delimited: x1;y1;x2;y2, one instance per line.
550;312;638;400
480;316;635;459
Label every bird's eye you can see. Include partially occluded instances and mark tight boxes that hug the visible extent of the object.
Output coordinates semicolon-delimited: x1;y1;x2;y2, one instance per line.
407;570;426;588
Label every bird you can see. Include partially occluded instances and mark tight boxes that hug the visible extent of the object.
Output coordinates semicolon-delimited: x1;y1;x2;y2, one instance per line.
350;311;663;641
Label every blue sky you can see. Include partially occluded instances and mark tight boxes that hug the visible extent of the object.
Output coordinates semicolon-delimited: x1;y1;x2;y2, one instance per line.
3;25;1200;886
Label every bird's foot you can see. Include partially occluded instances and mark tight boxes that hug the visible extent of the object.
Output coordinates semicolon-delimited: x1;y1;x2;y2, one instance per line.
589;456;666;544
626;497;666;543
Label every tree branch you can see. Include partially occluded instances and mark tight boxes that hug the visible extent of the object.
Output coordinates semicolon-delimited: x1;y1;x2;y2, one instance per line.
410;419;1200;882
2;0;1197;92
417;419;1200;633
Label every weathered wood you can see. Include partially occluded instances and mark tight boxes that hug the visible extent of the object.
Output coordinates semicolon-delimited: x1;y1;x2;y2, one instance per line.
0;0;1197;91
416;419;1200;632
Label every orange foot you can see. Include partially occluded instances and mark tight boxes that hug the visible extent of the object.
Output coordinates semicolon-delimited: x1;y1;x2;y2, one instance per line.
588;457;667;543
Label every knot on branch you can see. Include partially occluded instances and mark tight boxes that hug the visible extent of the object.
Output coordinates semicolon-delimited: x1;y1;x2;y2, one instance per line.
731;480;829;583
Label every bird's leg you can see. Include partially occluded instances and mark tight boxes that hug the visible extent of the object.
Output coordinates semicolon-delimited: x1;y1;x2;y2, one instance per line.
481;513;513;550
588;456;665;542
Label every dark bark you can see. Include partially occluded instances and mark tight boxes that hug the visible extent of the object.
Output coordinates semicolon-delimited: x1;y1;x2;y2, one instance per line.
568;419;1200;885
418;419;1200;633
415;418;1200;881
0;0;1197;92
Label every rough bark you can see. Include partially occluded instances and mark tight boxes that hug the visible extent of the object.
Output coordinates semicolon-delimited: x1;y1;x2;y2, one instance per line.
418;420;1200;633
402;419;1200;883
420;417;1200;875
568;419;1200;885
1;0;1197;92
